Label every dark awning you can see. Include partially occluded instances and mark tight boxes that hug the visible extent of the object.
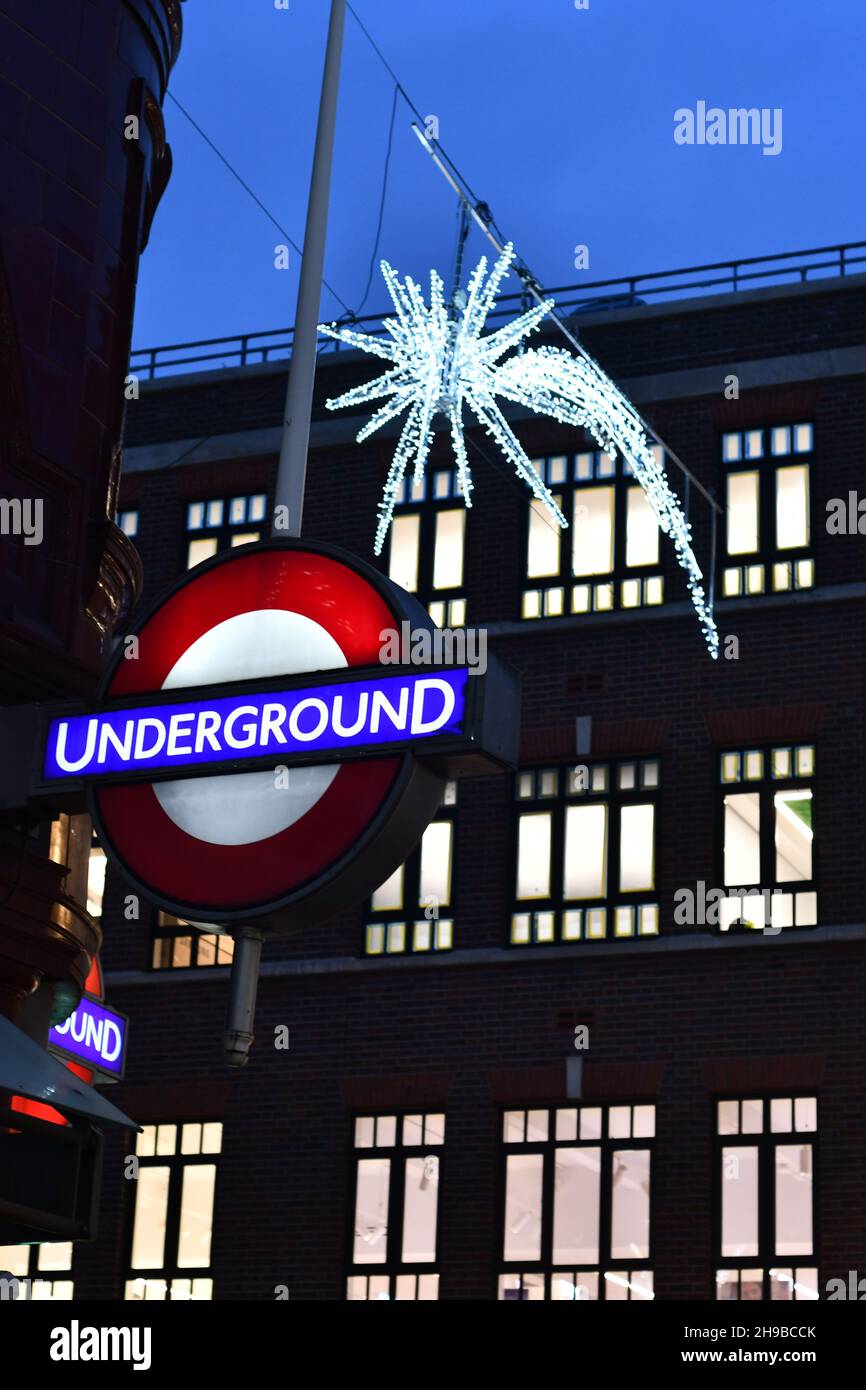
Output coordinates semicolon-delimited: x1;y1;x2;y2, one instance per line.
0;1014;138;1130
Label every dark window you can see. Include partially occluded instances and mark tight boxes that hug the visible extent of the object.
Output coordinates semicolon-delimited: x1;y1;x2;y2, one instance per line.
499;1103;655;1300
715;1096;818;1301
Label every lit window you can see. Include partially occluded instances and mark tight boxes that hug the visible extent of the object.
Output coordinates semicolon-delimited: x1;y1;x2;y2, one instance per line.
726;473;759;555
523;451;665;620
419;820;452;905
625;487;660;567
499;1104;655;1299
388;514;420;592
432;510;465;590
87;837;107;919
517;812;552;899
744;429;763;460
389;472;467;624
0;1242;74;1300
776;467;809;549
184;494;266;568
722;424;813;596
771;426;790;456
187;537;218;569
365;784;456;955
371;864;403;913
563;804;607;898
151;912;234;970
619;803;655;891
512;761;660;944
722;433;742;462
719;748;817;933
572;487;614;577
347;1113;444;1299
125;1122;221;1300
527;498;561;578
715;1098;817;1300
118;509;139;538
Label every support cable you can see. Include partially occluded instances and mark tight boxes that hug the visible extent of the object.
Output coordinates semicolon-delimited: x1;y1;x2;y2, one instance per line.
345;6;720;518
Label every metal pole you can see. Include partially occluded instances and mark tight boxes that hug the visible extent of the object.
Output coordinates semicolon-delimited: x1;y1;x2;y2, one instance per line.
272;0;346;538
224;927;266;1067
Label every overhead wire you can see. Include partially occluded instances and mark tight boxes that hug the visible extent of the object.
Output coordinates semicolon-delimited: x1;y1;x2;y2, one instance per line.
344;4;721;525
345;81;400;318
166;91;352;317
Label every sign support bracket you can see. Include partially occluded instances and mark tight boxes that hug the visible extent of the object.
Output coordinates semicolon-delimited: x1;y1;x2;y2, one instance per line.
224;926;266;1066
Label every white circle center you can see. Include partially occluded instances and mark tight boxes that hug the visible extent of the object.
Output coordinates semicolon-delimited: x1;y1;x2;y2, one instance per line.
154;609;346;846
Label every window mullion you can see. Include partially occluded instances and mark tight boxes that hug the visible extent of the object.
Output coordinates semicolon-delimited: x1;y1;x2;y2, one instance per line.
560;485;570;587
609;792;621;904
162;1156;186;1285
389;1147;406;1279
762;461;775;564
760;1132;775;1289
419;507;436;603
598;1135;614;1293
553;796;566;921
540;1141;556;1281
406;844;422;922
613;473;627;592
761;783;774;891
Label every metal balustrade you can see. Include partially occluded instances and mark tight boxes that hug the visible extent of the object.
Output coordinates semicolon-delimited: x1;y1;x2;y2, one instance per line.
130;241;866;381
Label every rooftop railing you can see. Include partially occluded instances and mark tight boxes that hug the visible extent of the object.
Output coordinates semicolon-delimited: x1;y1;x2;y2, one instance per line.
130;240;866;381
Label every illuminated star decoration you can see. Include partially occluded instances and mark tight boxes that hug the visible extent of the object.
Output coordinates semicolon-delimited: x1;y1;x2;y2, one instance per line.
319;244;718;657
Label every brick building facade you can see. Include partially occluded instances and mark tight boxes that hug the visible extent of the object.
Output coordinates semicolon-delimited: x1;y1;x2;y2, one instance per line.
72;265;866;1300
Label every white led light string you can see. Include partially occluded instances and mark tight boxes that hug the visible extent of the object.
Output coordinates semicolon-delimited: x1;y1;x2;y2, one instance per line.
320;244;718;656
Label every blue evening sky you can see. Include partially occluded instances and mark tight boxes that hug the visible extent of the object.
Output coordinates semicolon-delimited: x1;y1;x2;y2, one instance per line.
131;0;865;352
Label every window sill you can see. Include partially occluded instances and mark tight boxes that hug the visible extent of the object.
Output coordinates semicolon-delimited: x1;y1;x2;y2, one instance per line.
104;920;866;986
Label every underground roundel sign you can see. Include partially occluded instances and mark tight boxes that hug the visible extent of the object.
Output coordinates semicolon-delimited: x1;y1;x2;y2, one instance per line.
45;539;516;933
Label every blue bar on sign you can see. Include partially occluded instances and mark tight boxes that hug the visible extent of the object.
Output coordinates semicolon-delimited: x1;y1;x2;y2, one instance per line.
43;669;469;782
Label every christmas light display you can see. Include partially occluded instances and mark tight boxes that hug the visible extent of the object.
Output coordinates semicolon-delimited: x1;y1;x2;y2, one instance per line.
320;244;718;655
